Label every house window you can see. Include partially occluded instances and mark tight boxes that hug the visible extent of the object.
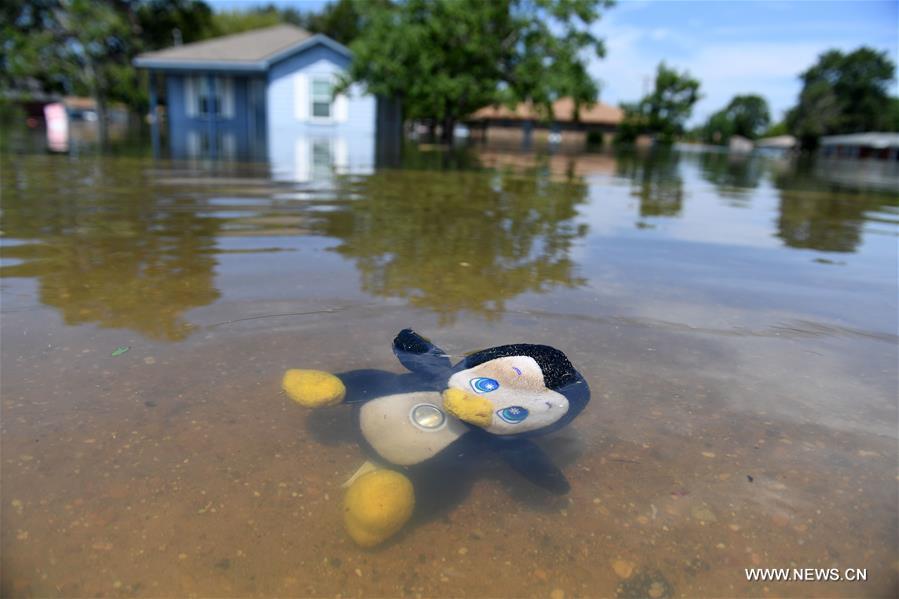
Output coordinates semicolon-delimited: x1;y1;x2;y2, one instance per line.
198;89;220;116
186;76;233;119
311;78;332;119
193;77;221;117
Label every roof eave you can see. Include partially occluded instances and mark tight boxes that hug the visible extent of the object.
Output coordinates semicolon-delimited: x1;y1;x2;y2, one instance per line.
134;33;352;73
468;115;621;126
133;57;266;72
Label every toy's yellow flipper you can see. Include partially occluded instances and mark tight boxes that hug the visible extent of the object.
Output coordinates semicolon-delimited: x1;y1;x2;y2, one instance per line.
344;469;414;547
282;369;346;407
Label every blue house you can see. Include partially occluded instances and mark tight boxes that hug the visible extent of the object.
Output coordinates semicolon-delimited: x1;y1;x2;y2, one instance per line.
135;25;397;180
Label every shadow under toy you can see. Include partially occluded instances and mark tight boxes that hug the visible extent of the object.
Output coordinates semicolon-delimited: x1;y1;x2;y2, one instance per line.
282;329;591;547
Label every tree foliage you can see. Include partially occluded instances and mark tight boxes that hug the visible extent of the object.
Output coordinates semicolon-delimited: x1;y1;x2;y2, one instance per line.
786;47;896;149
300;0;371;45
210;3;300;36
1;0;224;140
1;0;147;141
761;120;789;138
616;62;700;145
344;0;613;141
888;97;899;132
136;0;215;48
701;94;770;144
208;0;368;43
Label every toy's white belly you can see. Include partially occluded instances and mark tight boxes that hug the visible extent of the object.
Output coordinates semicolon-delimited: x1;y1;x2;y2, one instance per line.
359;392;468;466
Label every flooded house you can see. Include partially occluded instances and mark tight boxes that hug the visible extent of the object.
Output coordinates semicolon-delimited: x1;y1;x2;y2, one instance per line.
818;132;899;160
816;132;899;191
466;97;624;150
134;24;397;180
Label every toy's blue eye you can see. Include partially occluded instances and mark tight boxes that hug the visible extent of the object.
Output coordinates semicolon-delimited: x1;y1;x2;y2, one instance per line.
469;377;500;394
497;406;529;424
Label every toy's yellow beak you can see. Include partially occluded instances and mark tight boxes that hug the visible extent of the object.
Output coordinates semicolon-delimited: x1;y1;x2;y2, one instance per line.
442;388;494;428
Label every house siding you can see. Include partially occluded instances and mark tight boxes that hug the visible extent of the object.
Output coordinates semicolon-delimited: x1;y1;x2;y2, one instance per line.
266;44;376;181
267;45;375;135
166;73;266;161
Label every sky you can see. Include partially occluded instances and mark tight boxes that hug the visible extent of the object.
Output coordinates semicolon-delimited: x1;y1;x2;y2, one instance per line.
209;0;899;124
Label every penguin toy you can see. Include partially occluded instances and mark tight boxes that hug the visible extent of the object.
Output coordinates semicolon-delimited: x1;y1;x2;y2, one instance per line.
282;329;590;547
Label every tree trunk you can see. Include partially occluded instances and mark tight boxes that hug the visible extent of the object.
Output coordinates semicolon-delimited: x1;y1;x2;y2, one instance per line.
85;55;108;147
441;116;455;145
95;93;109;148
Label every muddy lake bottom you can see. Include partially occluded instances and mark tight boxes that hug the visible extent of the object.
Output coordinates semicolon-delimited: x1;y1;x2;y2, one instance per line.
1;147;897;597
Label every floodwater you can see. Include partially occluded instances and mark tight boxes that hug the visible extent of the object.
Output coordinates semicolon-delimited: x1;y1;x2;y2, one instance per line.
1;146;897;598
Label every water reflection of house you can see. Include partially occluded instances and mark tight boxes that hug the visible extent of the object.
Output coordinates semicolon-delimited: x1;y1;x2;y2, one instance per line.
467;98;623;150
135;25;399;180
476;150;617;179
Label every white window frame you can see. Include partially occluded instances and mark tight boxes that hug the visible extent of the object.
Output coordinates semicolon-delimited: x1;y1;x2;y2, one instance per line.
309;76;334;123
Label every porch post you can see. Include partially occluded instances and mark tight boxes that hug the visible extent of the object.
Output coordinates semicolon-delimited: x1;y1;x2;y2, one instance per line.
149;72;160;159
207;73;217;160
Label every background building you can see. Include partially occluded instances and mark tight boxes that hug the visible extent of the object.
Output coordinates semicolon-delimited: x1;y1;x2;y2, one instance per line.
467;98;623;150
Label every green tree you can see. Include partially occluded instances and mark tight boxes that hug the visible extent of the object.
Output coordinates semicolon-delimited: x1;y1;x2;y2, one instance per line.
616;62;701;145
886;97;899;132
1;1;61;96
701;110;732;144
211;5;289;36
1;0;145;143
344;0;613;143
0;1;219;136
209;1;369;44
761;120;789;138
787;47;896;149
702;94;770;144
136;0;216;49
300;0;372;45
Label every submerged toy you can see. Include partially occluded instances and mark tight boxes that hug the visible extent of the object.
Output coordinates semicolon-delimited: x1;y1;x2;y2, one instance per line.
282;329;590;547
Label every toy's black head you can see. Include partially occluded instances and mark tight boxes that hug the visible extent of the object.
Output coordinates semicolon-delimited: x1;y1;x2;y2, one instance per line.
392;330;590;438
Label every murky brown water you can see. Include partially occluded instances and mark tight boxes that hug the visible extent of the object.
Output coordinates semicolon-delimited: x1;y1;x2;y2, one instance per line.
1;147;897;598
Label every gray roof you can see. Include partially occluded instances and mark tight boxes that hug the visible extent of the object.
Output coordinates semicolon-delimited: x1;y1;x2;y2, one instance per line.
134;24;349;72
820;132;899;149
